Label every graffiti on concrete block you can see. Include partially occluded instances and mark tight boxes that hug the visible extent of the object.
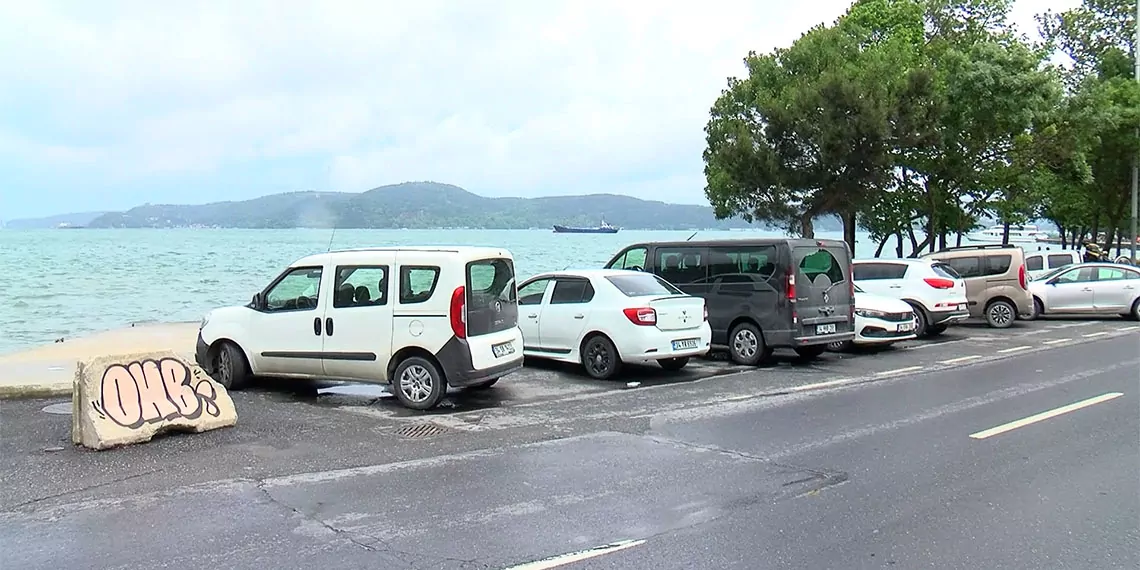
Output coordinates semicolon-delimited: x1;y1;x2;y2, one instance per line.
90;357;222;429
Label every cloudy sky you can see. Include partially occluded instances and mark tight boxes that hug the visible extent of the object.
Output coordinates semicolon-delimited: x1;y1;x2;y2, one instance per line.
0;0;1078;219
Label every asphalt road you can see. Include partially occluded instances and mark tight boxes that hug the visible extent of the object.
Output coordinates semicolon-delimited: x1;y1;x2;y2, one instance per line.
1;320;1137;569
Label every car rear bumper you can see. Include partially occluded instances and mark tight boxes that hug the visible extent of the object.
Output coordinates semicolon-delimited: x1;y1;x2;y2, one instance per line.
445;354;523;387
794;331;855;346
617;323;712;362
928;309;970;326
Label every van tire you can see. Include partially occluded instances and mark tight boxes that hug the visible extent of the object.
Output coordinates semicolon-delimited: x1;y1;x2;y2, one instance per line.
728;322;767;366
658;357;689;371
794;345;827;360
581;334;622;380
985;299;1016;329
393;356;447;410
212;341;250;390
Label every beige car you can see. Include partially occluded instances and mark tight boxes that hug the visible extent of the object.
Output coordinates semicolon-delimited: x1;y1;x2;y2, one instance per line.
920;245;1033;328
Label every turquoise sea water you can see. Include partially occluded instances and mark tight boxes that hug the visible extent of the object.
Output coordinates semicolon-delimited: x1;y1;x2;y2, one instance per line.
1;228;888;354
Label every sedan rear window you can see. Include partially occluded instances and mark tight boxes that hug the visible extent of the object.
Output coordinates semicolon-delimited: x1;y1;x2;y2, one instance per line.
605;273;683;297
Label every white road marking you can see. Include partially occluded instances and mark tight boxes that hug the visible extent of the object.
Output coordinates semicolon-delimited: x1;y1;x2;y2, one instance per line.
1043;338;1071;345
1083;331;1109;338
502;540;647;570
787;378;857;392
1120;326;1139;332
875;366;923;376
1049;322;1096;329
940;355;982;365
997;346;1031;354
903;339;967;350
969;392;1125;440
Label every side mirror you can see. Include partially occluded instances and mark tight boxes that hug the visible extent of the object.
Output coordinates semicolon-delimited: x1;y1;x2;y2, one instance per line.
251;292;264;308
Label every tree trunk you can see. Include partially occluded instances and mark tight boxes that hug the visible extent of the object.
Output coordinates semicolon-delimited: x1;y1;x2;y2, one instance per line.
874;235;889;257
1001;222;1011;245
800;215;815;238
843;210;857;258
895;233;904;258
955;232;963;247
1057;223;1067;249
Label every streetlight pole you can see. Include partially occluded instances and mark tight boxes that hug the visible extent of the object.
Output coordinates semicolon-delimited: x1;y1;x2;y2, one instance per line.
1132;0;1139;262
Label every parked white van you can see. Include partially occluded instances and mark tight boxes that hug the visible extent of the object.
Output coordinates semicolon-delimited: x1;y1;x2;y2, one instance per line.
195;246;525;410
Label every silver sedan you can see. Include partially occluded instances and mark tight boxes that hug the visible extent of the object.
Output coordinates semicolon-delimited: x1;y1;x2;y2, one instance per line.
1027;262;1140;320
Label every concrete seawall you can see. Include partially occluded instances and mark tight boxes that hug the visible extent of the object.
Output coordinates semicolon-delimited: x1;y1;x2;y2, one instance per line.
0;322;200;398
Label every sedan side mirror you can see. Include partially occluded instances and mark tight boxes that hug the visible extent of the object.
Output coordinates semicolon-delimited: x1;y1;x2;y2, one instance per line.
251;292;264;308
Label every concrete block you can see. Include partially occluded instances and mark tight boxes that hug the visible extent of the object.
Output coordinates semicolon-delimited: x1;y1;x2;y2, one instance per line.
72;351;237;450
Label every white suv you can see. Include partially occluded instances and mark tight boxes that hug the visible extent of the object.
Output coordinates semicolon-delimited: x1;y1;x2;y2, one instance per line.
195;246;525;410
852;259;969;337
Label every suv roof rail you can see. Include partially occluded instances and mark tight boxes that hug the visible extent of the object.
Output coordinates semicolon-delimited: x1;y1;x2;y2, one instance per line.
932;243;1020;253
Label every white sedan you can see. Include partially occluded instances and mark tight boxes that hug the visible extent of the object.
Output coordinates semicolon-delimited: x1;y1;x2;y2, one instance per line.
828;284;918;351
515;269;712;379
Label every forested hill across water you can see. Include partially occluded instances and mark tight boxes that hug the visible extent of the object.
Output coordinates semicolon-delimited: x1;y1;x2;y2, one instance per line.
72;182;845;231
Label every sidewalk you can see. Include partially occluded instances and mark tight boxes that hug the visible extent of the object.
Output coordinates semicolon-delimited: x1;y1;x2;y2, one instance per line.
0;322;200;398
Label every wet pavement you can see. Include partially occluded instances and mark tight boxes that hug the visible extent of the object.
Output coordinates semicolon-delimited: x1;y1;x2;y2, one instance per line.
1;317;1138;568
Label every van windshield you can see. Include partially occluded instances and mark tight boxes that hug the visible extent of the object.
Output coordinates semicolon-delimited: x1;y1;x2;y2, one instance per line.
465;258;518;336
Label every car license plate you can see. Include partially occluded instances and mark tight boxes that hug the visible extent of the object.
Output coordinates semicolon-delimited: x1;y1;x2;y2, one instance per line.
897;321;915;332
672;338;700;350
492;341;515;358
816;324;836;335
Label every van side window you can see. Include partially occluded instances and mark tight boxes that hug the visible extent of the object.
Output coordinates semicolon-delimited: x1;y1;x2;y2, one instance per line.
399;266;440;304
656;247;707;284
798;250;844;284
946;256;981;278
608;247;647;271
333;266;388;307
265;267;323;311
550;278;595;304
709;245;778;280
984;255;1012;276
1025;256;1043;271
1047;254;1073;269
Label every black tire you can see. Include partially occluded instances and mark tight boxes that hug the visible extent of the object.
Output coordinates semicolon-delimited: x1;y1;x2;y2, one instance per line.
1131;298;1140;321
658;357;689;371
926;324;948;336
468;378;498;390
581;335;622;380
212;341;250;390
1029;297;1044;321
827;340;853;352
908;303;929;337
985;299;1016;329
728;322;768;366
794;344;827;360
392;356;447;410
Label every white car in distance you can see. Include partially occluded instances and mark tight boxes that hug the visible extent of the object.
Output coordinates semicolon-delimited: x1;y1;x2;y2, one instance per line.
829;284;918;351
515;269;712;379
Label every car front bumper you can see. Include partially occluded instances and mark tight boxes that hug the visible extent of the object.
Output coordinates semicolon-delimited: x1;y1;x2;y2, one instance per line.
194;331;212;373
854;316;918;344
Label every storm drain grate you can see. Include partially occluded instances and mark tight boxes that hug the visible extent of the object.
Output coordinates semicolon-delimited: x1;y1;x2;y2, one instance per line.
395;422;449;439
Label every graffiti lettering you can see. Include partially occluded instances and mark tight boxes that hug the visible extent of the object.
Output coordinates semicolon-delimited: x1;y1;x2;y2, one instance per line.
90;357;221;429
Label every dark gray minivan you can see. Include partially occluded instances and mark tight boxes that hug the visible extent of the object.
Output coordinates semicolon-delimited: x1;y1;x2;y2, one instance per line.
603;238;856;365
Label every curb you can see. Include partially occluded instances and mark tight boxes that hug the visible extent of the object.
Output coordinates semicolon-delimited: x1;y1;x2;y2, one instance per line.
0;384;72;400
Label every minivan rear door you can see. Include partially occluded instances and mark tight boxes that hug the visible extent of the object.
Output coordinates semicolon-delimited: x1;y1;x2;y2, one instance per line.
465;257;519;338
792;243;854;337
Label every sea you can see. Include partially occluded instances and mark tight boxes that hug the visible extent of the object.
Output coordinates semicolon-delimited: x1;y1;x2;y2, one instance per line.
1;227;900;355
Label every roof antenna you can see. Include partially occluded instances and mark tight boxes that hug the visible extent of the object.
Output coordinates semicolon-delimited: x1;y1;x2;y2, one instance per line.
326;224;337;253
686;231;698;241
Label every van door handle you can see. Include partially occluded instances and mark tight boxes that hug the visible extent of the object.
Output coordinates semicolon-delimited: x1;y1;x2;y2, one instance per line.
528;313;538;319
325;317;334;336
573;314;585;319
313;317;322;336
888;285;902;289
1081;288;1093;292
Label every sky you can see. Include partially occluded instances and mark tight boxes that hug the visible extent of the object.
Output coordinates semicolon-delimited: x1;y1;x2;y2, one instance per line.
0;0;1080;220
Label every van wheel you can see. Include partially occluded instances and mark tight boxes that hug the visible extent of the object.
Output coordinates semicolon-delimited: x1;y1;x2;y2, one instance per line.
794;345;827;360
908;303;929;337
468;378;498;389
212;342;250;390
393;357;447;410
985;300;1016;328
658;357;689;371
728;322;768;366
581;335;622;380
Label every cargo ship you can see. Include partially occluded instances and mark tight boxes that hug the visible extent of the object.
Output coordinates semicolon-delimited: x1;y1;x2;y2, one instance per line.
552;217;620;234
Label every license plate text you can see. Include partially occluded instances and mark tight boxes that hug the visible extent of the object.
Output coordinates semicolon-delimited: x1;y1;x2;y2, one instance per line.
672;338;700;350
816;324;837;335
492;341;515;358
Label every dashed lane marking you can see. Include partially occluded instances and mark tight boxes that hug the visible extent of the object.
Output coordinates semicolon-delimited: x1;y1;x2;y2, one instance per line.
969;392;1125;440
1043;338;1071;345
1120;326;1139;332
940;355;982;365
998;346;1031;354
1082;332;1109;338
875;365;924;376
502;539;647;570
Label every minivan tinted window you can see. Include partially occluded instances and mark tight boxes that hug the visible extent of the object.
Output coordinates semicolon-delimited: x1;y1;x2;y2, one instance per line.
656;247;707;285
465;258;517;336
797;249;845;285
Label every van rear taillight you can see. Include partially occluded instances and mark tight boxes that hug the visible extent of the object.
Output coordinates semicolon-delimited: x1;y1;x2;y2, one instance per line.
1018;264;1027;289
623;307;657;326
449;286;466;338
786;269;796;301
923;277;955;289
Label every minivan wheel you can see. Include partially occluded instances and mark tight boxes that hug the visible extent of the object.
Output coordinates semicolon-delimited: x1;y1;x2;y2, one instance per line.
985;300;1016;329
794;344;827;360
393;357;447;410
581;335;622;380
212;341;250;390
728;322;767;366
658;357;689;371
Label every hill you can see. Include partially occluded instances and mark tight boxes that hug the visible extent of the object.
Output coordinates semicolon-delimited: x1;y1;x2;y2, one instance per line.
85;182;844;231
3;211;109;229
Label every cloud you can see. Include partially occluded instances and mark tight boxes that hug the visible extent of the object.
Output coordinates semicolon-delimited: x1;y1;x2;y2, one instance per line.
0;0;1080;218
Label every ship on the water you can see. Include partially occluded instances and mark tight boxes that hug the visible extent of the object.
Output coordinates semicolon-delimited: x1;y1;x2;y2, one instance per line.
552;217;620;234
